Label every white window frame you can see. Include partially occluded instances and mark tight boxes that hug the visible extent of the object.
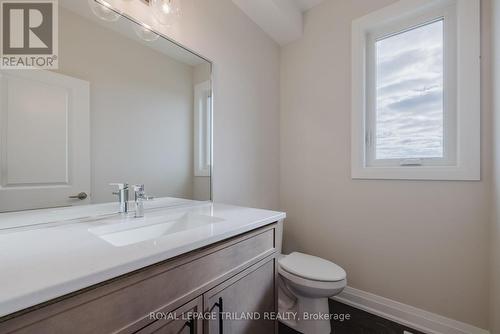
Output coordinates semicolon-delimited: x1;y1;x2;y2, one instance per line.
351;0;480;180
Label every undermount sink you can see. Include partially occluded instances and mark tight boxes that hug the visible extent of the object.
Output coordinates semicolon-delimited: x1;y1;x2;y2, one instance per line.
89;213;224;247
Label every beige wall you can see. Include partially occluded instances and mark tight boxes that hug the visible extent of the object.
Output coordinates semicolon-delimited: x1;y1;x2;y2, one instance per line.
106;0;281;210
59;8;195;203
491;0;500;331
280;0;491;328
193;63;212;201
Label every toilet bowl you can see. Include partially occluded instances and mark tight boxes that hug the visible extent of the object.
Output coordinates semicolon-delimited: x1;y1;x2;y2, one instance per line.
278;252;347;334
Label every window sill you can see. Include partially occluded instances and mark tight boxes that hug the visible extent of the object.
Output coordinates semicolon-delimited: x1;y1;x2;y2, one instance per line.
351;165;480;181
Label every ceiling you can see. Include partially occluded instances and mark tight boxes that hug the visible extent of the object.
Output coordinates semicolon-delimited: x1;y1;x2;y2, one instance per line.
231;0;325;46
292;0;326;12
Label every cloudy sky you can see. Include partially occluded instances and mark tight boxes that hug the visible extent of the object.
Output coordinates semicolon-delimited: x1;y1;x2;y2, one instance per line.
375;19;444;160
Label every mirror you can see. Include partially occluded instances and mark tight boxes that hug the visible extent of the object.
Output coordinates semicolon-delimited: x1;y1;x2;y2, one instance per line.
0;0;212;213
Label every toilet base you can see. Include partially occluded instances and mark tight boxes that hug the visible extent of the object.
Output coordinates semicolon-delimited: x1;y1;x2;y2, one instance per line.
278;277;333;334
277;252;347;334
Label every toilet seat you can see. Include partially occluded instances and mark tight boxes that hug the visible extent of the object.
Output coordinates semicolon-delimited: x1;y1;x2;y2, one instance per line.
278;266;347;290
279;252;346;282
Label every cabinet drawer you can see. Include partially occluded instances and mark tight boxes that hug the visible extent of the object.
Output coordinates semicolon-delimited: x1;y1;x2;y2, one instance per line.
0;226;276;334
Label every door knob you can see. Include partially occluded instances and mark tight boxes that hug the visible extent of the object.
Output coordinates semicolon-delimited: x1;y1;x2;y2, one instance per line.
68;192;88;200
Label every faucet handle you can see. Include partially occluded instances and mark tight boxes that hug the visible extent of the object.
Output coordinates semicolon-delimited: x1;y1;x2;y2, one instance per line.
133;184;145;192
133;184;154;201
110;183;129;190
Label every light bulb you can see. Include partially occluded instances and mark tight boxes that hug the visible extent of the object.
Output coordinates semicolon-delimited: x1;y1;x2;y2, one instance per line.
88;0;121;22
134;24;160;42
162;3;171;14
150;0;181;26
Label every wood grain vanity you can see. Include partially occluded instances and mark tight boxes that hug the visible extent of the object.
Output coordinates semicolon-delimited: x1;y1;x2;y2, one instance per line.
0;223;282;334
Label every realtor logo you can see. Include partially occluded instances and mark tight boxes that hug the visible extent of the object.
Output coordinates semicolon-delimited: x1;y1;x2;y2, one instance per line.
1;0;58;69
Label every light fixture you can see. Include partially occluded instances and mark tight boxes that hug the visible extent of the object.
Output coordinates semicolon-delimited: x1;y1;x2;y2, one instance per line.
150;0;181;27
88;0;121;22
134;24;160;42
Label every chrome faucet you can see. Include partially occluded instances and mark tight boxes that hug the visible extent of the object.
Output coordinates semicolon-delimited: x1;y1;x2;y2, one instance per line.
133;184;153;218
110;183;129;213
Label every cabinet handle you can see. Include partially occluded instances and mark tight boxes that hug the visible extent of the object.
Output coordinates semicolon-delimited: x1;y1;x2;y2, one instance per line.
213;297;224;334
185;318;195;334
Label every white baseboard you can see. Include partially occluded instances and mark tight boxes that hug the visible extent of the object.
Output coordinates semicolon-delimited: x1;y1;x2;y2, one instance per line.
332;286;489;334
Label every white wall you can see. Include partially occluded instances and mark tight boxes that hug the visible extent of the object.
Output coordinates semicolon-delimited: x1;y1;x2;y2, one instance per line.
59;8;196;203
280;0;491;328
491;0;500;331
105;0;281;210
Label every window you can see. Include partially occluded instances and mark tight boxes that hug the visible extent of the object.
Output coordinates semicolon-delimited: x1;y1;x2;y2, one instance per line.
374;20;445;161
351;0;480;180
194;81;212;177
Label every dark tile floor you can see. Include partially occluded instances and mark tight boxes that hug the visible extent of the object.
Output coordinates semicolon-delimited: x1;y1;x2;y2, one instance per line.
278;300;426;334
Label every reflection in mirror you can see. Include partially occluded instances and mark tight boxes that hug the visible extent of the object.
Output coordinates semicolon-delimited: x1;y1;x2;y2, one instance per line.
0;0;212;213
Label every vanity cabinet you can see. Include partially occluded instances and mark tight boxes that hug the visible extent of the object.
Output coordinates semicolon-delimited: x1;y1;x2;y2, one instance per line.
204;259;275;334
0;223;281;334
136;297;203;334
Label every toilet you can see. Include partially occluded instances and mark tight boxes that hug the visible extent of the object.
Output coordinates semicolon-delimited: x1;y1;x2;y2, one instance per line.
278;252;347;334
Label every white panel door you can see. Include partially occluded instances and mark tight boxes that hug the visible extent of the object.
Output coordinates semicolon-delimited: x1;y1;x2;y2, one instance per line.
0;70;90;212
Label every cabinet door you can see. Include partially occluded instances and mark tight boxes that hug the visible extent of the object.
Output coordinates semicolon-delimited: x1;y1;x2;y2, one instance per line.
205;258;276;334
137;297;203;334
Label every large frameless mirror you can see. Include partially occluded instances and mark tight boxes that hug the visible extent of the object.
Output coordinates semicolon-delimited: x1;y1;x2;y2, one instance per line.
0;0;212;214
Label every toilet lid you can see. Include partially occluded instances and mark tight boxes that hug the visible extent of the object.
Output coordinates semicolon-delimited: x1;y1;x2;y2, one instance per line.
279;252;346;282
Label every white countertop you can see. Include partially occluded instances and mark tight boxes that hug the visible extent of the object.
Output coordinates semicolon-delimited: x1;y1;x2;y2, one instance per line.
0;200;285;318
